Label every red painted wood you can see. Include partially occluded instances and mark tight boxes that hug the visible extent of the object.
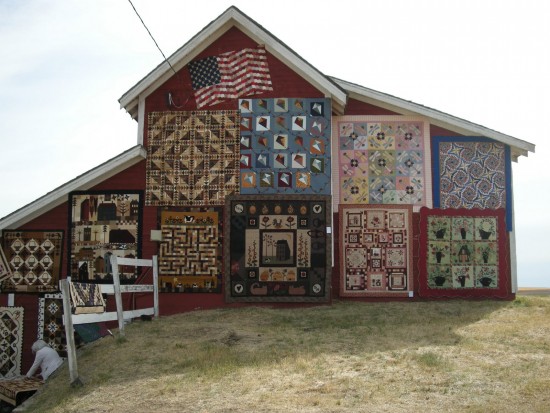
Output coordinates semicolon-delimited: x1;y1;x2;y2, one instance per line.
344;98;401;115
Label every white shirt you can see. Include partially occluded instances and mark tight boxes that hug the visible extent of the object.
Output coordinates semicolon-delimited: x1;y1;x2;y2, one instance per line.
26;346;63;380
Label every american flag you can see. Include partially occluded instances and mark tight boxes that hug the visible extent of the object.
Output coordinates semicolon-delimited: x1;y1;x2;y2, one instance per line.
188;46;273;108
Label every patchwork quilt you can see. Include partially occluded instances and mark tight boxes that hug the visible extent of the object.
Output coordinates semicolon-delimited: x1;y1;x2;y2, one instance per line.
340;205;413;297
0;307;24;378
332;116;431;212
68;191;142;283
238;98;332;194
146;111;240;206
1;230;63;293
159;209;222;293
69;282;106;314
418;207;509;298
432;137;512;230
225;195;331;302
38;293;68;357
0;247;10;282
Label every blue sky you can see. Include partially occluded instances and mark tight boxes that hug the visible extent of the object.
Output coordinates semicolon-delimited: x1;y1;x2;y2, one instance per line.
0;0;548;286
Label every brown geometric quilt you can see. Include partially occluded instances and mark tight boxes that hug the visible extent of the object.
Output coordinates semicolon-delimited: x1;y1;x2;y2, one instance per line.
146;111;240;206
1;230;63;293
0;306;24;377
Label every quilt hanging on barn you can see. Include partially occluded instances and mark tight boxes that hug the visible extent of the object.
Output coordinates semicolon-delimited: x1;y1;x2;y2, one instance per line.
339;205;413;297
0;306;24;378
38;293;68;357
238;98;332;195
1;230;63;293
332;116;431;212
418;207;509;298
68;191;142;284
146;111;240;206
432;136;512;230
0;247;10;282
225;195;331;302
159;209;222;293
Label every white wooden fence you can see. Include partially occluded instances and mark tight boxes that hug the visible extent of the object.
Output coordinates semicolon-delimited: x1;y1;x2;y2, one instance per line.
61;255;159;385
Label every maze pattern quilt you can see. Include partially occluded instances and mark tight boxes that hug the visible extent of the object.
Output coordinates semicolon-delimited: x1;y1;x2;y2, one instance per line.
0;307;24;378
146;111;240;206
340;205;413;297
418;207;509;298
1;230;63;293
238;98;332;194
68;191;142;284
333;116;431;212
225;195;331;302
159;209;222;293
432;137;512;230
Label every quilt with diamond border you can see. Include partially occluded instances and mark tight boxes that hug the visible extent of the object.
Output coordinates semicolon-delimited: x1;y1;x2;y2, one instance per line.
332;116;431;213
418;207;509;298
0;306;24;378
37;293;68;358
225;195;331;302
68;190;143;284
1;230;63;293
339;205;413;297
159;209;223;293
146;110;240;206
432;136;512;230
238;98;332;194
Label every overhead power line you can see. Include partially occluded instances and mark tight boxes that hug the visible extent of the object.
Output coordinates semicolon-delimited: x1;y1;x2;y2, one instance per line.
127;0;178;76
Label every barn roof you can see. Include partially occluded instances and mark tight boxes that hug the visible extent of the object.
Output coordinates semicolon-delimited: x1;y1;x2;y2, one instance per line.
0;145;146;230
331;77;535;161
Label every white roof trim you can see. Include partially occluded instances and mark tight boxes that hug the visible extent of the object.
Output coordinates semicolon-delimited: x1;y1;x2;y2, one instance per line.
119;6;347;118
331;77;535;160
0;145;147;231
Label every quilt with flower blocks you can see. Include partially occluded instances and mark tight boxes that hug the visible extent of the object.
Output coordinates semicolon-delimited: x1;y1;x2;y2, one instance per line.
418;207;509;298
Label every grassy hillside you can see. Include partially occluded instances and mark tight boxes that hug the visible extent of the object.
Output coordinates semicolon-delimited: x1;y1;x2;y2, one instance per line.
24;296;550;412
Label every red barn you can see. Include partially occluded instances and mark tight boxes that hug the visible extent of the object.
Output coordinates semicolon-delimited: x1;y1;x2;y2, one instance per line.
0;6;536;375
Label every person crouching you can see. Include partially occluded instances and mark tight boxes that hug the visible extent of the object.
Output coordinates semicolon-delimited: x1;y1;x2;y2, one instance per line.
26;340;63;380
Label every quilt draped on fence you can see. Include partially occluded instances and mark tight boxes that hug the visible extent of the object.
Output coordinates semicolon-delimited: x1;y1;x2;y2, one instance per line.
69;282;106;314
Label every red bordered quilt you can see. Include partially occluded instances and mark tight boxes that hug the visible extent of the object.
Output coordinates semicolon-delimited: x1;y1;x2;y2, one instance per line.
418;207;509;298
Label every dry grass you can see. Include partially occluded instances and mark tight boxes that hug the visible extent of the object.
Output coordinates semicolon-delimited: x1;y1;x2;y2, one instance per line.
25;296;550;412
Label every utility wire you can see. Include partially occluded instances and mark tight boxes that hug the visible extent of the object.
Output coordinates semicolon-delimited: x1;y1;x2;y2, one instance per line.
127;0;178;76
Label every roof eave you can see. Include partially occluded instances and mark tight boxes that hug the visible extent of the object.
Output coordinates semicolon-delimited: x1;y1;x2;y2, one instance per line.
118;6;347;118
0;145;147;231
331;77;535;161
